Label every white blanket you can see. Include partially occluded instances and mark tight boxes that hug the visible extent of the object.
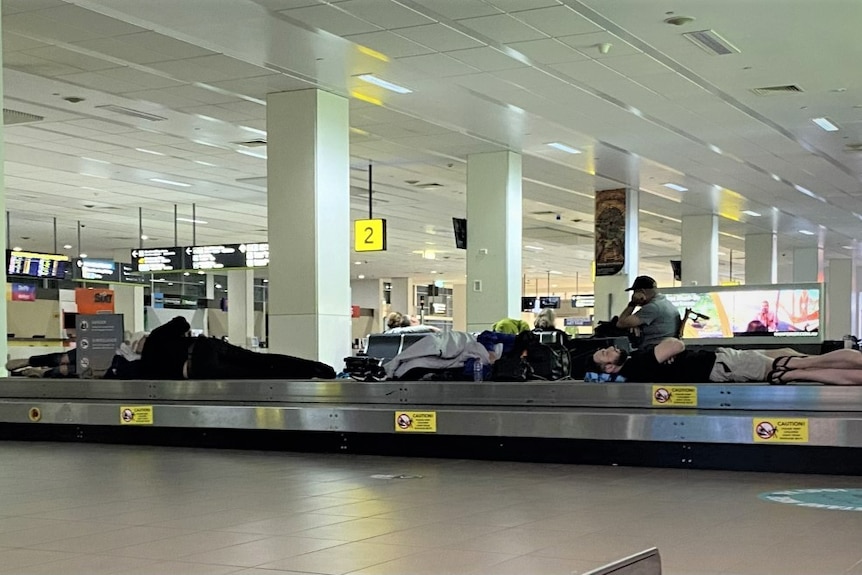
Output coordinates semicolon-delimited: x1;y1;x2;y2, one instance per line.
384;331;490;379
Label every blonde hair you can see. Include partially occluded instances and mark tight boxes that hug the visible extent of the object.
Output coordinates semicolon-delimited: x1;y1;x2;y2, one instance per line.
534;308;557;330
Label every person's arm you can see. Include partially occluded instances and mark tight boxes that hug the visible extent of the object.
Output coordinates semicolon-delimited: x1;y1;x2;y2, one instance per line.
652;338;685;363
616;300;644;329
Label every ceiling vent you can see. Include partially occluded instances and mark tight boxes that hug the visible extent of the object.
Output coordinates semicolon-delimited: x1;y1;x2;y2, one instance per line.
3;109;44;125
751;84;804;96
95;104;167;122
235;139;267;147
682;29;740;55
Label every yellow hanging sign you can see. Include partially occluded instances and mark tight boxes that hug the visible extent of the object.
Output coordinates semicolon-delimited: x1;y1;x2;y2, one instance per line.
354;219;387;252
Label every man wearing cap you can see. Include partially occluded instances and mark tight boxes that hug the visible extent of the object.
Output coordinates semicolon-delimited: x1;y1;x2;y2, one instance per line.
615;275;681;348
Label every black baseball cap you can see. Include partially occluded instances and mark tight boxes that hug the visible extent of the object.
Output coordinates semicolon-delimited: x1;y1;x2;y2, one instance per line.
625;275;657;291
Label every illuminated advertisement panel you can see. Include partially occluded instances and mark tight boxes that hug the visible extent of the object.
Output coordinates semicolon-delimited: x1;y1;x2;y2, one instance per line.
665;285;820;339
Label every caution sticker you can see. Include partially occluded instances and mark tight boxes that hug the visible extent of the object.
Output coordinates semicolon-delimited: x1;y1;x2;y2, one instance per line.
120;406;154;425
753;418;809;443
651;385;698;406
395;411;436;433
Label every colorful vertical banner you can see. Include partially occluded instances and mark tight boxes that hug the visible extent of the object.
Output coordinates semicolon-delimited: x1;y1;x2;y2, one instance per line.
595;188;627;276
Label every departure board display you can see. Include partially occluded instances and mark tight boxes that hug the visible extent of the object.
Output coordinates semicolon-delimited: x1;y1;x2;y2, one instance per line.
7;250;70;279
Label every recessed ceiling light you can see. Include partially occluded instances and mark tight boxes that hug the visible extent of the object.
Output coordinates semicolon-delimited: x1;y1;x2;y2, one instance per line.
357;74;412;94
183;272;190;276
799;230;815;235
546;142;581;154
150;178;191;187
354;261;362;265
79;253;88;258
63;244;72;249
525;245;544;251
549;270;563;275
843;245;854;249
193;160;218;167
263;279;268;283
812;117;839;131
236;148;267;159
176;217;208;224
135;148;166;156
358;274;366;279
140;235;148;240
12;246;22;251
663;183;688;192
743;210;761;217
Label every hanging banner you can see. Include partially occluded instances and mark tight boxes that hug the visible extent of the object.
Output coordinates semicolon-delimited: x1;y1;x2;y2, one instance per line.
595;188;626;276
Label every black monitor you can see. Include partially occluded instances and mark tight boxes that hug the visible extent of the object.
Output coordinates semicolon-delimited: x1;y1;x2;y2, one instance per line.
63;313;77;330
452;217;467;249
670;259;682;281
521;296;536;312
540;296;561;309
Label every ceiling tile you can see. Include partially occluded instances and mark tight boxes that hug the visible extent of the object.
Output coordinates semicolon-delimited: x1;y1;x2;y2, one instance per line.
392;23;484;51
418;0;500;20
445;47;527;71
338;0;435;29
71;37;176;65
37;5;147;37
5;52;84;77
600;53;672;77
395;53;479;78
344;31;435;58
3;11;116;43
21;46;119;72
55;70;147;93
458;14;547;43
506;38;586;64
3;31;52;52
512;6;603;38
210;75;312;100
280;4;381;35
114;31;218;61
557;32;642;58
97;67;187;90
485;0;560;12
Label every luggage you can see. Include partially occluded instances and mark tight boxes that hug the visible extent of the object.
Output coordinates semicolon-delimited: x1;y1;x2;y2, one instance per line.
493;330;571;381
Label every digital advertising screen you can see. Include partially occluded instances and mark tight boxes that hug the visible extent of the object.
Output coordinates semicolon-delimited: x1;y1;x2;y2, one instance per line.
665;286;820;339
539;296;561;309
521;296;536;312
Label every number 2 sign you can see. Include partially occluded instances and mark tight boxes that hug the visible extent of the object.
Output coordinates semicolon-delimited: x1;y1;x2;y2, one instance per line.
354;219;387;252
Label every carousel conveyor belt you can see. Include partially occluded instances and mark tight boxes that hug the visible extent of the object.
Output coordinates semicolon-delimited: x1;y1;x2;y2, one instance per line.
0;379;861;448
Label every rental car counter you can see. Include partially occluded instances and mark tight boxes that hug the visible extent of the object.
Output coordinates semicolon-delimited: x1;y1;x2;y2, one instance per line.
2;283;860;474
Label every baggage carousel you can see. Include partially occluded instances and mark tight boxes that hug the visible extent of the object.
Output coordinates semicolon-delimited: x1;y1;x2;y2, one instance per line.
1;378;861;474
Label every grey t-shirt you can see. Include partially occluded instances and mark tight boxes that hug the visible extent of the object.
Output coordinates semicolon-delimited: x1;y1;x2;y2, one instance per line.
635;293;681;347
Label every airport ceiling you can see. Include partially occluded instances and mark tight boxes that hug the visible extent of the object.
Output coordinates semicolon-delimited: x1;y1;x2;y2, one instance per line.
3;0;862;291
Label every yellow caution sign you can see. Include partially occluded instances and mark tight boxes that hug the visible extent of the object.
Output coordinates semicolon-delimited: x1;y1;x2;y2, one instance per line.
651;385;698;407
120;406;154;425
354;219;387;252
753;418;809;443
395;411;436;433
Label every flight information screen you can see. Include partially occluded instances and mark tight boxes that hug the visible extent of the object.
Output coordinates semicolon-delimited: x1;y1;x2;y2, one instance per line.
7;250;70;279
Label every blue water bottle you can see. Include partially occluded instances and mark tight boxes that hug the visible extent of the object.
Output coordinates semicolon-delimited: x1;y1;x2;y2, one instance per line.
473;359;483;382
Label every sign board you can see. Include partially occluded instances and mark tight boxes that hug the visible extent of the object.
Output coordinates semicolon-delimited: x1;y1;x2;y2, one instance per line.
10;284;36;301
651;385;698;407
121;263;145;284
354;219;387;252
571;294;596;308
753;418;809;443
75;288;115;315
74;258;119;282
76;314;124;377
395;411;437;433
120;406;153;425
131;247;182;272
7;250;69;279
186;243;269;270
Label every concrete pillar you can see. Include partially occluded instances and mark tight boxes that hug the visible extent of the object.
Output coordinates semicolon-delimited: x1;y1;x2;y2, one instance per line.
825;259;854;340
744;233;777;285
466;151;522;331
227;270;254;348
0;10;7;372
453;283;467;331
110;284;145;334
267;89;350;368
681;214;718;287
793;247;823;283
593;148;639;323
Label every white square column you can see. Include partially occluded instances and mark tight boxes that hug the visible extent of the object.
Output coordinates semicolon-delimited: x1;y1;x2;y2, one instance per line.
227;270;254;348
793;247;824;283
826;259;855;339
466;151;522;332
0;9;7;373
266;89;350;368
744;233;777;284
681;214;718;286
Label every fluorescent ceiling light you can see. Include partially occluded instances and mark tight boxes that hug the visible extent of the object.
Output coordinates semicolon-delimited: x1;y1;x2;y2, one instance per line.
150;178;191;187
136;148;165;156
793;184;825;202
12;246;21;251
79;253;88;258
843;245;854;249
357;74;412;94
663;183;688;192
140;235;148;240
549;270;563;275
812;117;839;131
799;230;815;235
525;245;544;251
546;142;581;154
176;217;207;224
742;210;761;217
81;157;110;164
63;244;72;249
193;160;217;167
237;148;267;159
358;274;366;279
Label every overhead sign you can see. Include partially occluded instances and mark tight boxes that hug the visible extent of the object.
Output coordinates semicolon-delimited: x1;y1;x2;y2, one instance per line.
121;263;145;284
571;294;596;308
187;243;269;270
354;219;387;252
7;250;70;279
131;247;182;272
74;258;119;282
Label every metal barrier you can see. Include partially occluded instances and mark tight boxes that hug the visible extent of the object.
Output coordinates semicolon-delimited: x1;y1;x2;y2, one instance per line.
584;548;661;575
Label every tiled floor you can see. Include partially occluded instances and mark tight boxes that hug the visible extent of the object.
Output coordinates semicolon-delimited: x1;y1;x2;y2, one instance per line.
0;441;861;574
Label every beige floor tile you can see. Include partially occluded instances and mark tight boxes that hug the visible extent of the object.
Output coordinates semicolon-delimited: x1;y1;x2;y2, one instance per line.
468;554;601;575
32;525;194;553
291;517;415;542
260;541;423;574
3;553;155;575
360;521;506;548
111;530;266;560
345;547;515;575
122;562;243;575
179;535;344;567
0;548;74;572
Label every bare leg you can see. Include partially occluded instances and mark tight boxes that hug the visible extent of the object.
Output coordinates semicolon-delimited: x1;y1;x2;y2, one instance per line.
781;349;862;371
759;348;808;360
781;368;862;385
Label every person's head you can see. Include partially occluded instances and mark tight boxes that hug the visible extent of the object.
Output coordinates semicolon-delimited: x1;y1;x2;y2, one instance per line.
761;300;770;311
534;308;557;330
591;346;630;374
386;312;404;330
625;275;658;304
407;315;420;326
